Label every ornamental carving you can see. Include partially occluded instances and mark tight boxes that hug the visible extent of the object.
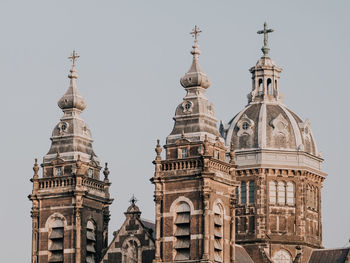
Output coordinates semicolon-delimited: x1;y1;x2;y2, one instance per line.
237;114;255;136
270;113;289;140
181;100;193;114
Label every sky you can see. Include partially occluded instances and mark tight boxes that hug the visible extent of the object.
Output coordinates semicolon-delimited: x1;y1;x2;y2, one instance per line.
0;0;349;261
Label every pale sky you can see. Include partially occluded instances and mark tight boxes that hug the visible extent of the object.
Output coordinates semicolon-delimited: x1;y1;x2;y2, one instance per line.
0;0;349;261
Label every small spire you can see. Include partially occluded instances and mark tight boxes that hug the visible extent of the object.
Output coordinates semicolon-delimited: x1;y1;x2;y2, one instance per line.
203;134;210;155
190;25;202;58
103;162;110;180
155;139;162;160
257;22;274;57
76;154;82;169
33;158;39;178
229;143;235;164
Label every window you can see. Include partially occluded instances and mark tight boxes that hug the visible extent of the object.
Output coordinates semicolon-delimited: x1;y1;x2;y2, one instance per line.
181;148;188;158
286;182;295;205
272;249;292;263
88;168;93;178
49;219;64;263
277;182;286;205
241;182;247;205
235;186;239;203
214;150;219;159
267;78;272;95
269;181;277;204
249;181;255;204
174;202;190;261
56;167;62;177
86;221;96;263
314;187;318;210
242;122;249;130
213;204;223;262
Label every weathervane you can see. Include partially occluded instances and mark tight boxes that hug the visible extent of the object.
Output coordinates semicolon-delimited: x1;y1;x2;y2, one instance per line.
68;50;80;67
257;22;274;57
190;25;202;41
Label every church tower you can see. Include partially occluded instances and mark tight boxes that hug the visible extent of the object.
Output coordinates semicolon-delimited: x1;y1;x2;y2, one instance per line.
151;27;238;263
220;23;327;263
29;52;113;263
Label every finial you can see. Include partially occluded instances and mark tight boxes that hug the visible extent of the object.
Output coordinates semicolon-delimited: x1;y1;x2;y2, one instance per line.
229;142;235;164
155;139;162;160
33;158;39;178
203;134;210;155
103;162;110;179
130;194;138;206
181;130;185;138
56;151;60;158
190;25;201;57
190;25;202;42
76;154;82;169
257;22;274;57
68;50;80;67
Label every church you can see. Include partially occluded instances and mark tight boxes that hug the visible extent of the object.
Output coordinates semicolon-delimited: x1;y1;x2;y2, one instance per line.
28;24;350;263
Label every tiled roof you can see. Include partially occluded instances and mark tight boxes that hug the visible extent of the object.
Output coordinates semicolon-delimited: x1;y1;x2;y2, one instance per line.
235;245;254;263
308;247;350;263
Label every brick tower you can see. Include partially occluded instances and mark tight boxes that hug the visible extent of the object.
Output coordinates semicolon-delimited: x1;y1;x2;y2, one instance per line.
220;23;327;263
28;52;113;263
151;27;238;263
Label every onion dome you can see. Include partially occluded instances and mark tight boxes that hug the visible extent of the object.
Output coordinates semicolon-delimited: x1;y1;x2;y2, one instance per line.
220;23;321;162
44;51;99;164
180;28;211;89
58;52;87;111
167;26;221;144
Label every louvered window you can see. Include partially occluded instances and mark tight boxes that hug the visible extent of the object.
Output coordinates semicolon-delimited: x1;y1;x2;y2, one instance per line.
86;221;96;263
269;181;277;204
213;204;223;262
49;220;64;263
174;202;190;261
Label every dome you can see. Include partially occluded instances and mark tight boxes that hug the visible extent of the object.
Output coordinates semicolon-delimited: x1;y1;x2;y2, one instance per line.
220;102;319;156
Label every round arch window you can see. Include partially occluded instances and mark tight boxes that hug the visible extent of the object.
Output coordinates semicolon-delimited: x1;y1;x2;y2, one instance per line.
242;122;249;130
272;249;292;263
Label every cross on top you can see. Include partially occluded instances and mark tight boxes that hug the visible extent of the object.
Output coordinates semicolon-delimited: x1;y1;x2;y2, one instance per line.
68;50;80;66
130;194;138;205
257;22;274;56
190;25;202;41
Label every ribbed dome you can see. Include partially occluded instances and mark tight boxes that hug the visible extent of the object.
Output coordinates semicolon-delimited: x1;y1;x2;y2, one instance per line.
220;102;319;156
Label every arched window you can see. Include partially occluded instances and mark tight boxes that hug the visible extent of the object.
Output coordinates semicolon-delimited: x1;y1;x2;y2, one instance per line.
241;181;247;205
49;219;64;263
314;187;318;210
174;202;190;261
306;185;311;208
213;204;223;262
258;79;263;93
269;181;277;204
277;182;286;205
235;186;239;203
86;220;96;263
249;181;255;204
123;239;139;263
267;78;272;95
286;182;295;205
310;186;314;209
272;249;292;263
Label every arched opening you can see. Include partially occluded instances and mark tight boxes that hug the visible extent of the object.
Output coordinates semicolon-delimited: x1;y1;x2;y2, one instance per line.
213;204;223;262
267;78;272;95
48;219;64;263
249;181;255;204
174;202;191;261
86;220;96;263
241;181;247;205
286;182;295;205
269;181;277;204
277;181;286;205
258;78;263;93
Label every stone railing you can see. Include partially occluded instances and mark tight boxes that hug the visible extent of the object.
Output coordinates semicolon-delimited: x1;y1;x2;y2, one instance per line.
81;177;105;192
208;159;231;174
161;158;203;171
38;176;76;190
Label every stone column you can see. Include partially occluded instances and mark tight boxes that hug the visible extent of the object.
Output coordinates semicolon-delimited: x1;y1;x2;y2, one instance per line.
202;190;210;260
31;205;39;263
230;193;236;263
154;194;162;262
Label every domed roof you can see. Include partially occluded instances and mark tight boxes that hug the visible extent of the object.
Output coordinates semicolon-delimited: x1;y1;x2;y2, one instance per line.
221;102;318;156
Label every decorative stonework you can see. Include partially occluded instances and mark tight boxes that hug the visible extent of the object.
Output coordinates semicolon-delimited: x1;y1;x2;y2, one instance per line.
237;114;255;136
270;113;289;140
181;100;193;113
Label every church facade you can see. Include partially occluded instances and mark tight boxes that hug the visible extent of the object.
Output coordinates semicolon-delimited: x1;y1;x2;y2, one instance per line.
29;25;350;263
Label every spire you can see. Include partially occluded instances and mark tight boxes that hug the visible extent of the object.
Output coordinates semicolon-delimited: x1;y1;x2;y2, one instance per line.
180;25;211;89
257;22;274;57
58;51;87;112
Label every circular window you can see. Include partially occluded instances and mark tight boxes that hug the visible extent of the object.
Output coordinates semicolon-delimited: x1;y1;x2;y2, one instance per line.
272;250;292;263
184;102;192;110
242;122;249;130
61;123;67;131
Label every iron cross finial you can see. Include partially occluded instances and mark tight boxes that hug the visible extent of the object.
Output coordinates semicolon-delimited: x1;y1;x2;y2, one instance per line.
68;50;80;66
190;25;202;41
130;194;138;205
257;22;274;56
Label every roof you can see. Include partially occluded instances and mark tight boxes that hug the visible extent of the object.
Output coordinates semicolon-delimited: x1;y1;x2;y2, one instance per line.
235;245;254;263
308;247;350;263
140;218;156;239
